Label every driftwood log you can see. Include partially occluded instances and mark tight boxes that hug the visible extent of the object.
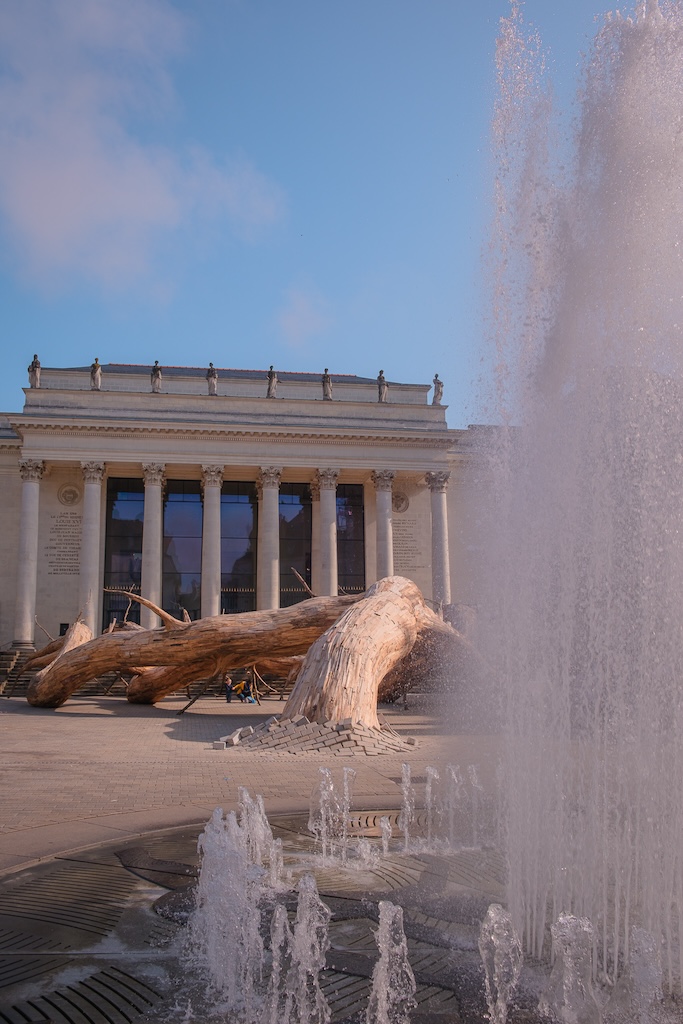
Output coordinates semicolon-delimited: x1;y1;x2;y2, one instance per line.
26;594;359;708
25;577;466;727
280;576;454;729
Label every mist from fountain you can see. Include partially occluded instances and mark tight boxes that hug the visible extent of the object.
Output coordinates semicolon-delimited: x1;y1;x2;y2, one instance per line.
479;0;683;1001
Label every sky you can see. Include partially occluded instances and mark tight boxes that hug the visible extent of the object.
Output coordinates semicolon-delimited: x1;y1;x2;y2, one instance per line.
0;0;626;427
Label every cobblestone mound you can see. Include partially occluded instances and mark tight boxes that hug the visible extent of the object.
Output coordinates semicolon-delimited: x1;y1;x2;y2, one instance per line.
216;714;417;755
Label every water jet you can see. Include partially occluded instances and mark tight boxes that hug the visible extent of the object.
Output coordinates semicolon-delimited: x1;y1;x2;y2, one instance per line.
480;0;683;1012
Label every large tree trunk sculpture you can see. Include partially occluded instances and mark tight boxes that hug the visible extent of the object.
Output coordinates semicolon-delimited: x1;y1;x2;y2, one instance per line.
26;593;359;708
280;576;454;729
25;578;465;727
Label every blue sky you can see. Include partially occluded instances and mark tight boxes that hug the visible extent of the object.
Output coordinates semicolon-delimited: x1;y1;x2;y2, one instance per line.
0;0;623;426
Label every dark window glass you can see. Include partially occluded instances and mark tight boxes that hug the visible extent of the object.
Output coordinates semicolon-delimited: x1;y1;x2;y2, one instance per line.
279;483;311;607
163;481;202;620
221;482;257;613
337;484;365;594
103;478;144;629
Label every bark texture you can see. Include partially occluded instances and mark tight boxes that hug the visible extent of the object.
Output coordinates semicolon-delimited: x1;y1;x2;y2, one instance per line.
25;594;358;708
281;576;454;729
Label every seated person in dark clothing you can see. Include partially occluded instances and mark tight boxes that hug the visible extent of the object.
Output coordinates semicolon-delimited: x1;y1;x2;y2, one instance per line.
225;671;257;703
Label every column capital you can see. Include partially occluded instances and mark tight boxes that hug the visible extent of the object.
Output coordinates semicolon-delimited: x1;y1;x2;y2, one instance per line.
19;459;45;482
257;466;282;490
425;470;451;493
371;470;395;492
81;461;105;484
201;464;224;489
309;479;321;501
142;463;166;486
315;468;339;490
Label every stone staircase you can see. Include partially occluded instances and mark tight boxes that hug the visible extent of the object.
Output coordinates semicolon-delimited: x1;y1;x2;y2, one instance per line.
0;650;32;697
0;656;132;700
0;656;289;703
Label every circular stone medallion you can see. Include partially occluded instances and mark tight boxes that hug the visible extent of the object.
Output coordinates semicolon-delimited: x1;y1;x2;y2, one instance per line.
58;483;82;506
392;491;409;513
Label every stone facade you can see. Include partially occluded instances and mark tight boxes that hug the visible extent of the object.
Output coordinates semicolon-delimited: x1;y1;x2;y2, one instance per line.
0;362;480;648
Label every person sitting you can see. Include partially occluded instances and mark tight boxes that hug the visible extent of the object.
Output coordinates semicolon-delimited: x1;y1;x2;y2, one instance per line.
225;673;257;703
241;678;257;704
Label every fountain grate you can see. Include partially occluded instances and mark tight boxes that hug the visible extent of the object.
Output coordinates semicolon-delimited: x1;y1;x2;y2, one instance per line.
0;966;164;1024
0;809;503;1023
0;923;73;990
0;864;136;936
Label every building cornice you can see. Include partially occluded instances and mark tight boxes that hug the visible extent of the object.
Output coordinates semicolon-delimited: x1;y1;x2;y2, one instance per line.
10;418;460;450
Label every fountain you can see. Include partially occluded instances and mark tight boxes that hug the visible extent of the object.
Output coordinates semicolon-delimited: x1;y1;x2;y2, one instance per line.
477;0;683;1010
478;904;523;1024
365;901;416;1024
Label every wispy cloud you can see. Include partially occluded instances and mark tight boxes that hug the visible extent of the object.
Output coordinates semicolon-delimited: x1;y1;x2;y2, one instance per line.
0;0;285;289
276;286;332;349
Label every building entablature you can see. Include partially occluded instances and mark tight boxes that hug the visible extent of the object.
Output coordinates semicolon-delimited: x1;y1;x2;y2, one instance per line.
19;385;449;433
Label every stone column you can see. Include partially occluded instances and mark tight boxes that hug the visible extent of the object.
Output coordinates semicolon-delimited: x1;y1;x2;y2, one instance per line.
426;471;452;607
371;470;395;579
79;461;105;635
310;477;321;596
141;463;165;629
256;466;282;610
13;459;45;649
201;465;224;618
316;468;339;596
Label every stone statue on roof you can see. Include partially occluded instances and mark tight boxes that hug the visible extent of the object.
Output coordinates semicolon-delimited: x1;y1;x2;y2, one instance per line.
432;373;444;405
28;354;41;389
322;368;333;400
206;362;218;396
266;365;278;398
90;357;102;391
151;361;162;393
377;370;388;403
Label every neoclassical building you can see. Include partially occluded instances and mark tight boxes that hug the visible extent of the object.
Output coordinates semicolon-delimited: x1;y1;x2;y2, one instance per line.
0;362;483;649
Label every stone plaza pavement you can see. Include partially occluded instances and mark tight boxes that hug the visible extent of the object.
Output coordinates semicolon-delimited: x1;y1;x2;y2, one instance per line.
0;692;498;877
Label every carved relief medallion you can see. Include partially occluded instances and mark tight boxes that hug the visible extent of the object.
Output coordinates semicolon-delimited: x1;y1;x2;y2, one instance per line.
58;483;82;506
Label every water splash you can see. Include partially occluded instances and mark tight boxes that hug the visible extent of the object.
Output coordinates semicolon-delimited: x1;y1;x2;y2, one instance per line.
340;766;357;865
263;903;292;1024
538;915;602;1024
480;0;683;991
308;767;340;862
186;808;264;1019
283;874;332;1024
365;901;416;1024
380;815;393;857
398;763;415;852
607;926;664;1023
478;903;523;1024
356;836;380;870
425;765;440;847
308;766;357;864
445;764;465;847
